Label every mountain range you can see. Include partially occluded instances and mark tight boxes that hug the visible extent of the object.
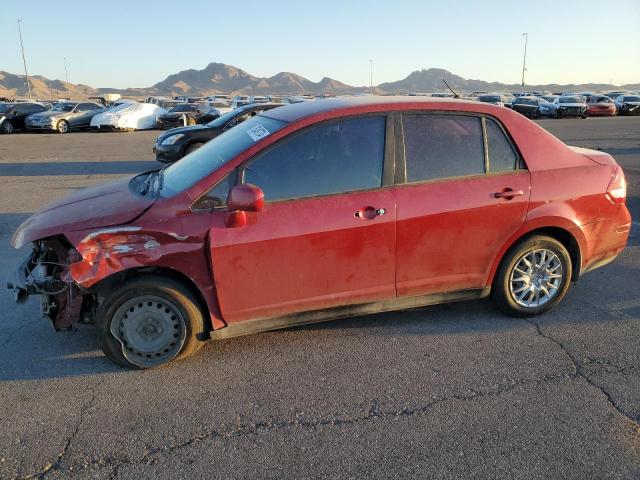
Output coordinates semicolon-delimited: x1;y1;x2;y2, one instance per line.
1;62;638;100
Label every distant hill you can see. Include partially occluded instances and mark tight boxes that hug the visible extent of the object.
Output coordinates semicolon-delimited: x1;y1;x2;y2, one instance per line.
0;63;637;100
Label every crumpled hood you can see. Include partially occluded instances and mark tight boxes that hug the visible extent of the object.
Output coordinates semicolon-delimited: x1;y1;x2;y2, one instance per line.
558;103;585;108
11;175;155;249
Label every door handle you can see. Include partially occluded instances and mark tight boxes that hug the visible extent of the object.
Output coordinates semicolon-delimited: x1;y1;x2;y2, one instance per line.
494;189;524;199
355;206;386;220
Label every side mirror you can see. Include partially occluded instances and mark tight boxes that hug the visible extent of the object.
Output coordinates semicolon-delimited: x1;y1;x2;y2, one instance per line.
225;184;264;228
227;184;264;212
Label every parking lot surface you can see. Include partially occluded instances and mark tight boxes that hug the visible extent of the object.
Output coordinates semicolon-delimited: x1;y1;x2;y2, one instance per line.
0;119;639;479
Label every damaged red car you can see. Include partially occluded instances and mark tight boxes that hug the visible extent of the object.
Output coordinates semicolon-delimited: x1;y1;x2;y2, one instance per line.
9;97;631;369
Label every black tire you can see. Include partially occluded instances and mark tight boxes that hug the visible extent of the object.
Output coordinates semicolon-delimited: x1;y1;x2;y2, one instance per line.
492;235;572;317
184;142;204;156
95;276;206;369
556;110;563;119
1;120;14;134
532;109;541;119
56;120;69;134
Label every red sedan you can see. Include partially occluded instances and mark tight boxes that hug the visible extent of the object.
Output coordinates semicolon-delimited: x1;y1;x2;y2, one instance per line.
10;97;631;368
587;95;617;116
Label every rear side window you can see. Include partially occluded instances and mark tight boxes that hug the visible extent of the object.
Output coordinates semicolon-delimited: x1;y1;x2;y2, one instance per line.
243;116;385;202
402;114;484;182
485;118;518;172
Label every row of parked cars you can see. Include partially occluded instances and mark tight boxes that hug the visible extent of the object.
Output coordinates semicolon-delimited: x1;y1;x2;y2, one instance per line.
476;91;640;119
0;94;307;135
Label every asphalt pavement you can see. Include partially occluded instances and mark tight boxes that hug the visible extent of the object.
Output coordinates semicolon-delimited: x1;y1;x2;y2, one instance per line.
0;119;638;479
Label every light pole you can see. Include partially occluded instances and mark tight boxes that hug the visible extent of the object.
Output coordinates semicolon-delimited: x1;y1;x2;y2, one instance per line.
17;19;32;100
521;33;528;94
369;59;373;94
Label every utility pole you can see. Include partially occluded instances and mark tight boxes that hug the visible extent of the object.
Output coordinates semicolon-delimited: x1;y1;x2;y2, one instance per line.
521;33;528;94
370;59;373;94
17;19;32;100
64;57;70;95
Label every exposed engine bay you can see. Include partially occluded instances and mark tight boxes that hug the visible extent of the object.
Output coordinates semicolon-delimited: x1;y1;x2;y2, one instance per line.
8;237;93;330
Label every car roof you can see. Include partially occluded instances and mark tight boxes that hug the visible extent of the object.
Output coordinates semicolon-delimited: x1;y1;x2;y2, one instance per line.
260;95;480;123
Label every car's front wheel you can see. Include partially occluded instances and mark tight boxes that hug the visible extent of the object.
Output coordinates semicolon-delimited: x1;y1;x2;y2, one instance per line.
1;120;14;134
184;142;204;157
493;235;572;317
96;276;206;368
56;120;69;134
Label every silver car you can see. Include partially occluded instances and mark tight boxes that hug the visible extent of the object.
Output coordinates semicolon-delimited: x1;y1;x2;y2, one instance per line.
26;102;105;133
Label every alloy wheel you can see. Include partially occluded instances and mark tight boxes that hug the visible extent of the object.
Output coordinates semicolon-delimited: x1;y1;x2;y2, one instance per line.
509;249;564;308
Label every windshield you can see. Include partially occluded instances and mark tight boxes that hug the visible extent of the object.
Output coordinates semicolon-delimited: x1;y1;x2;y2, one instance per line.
589;96;612;103
559;97;581;103
624;96;640;102
0;103;15;113
160;115;287;197
478;95;501;102
51;103;76;112
206;108;246;127
515;98;537;106
170;104;197;113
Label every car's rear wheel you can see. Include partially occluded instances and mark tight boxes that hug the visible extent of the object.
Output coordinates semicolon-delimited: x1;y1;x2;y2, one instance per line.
56;120;69;134
1;120;14;134
96;276;206;368
184;142;204;156
493;235;572;317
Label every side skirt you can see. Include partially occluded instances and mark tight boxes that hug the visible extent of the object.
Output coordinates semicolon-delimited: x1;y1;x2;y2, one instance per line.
210;287;491;341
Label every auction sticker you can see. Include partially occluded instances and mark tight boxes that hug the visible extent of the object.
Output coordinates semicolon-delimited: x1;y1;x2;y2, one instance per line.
246;124;270;142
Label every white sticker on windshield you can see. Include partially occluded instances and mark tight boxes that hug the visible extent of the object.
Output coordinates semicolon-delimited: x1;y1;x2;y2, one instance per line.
246;124;270;142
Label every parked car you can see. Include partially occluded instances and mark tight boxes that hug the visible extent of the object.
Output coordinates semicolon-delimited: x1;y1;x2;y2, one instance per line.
553;96;588;119
91;102;167;131
0;102;48;133
26;102;105;133
511;96;545;118
477;94;510;107
9;97;631;369
586;95;617;117
156;103;219;129
154;103;282;163
614;94;640;116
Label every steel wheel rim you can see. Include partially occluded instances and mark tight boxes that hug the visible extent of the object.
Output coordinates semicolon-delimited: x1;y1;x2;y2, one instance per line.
110;294;187;367
509;249;563;308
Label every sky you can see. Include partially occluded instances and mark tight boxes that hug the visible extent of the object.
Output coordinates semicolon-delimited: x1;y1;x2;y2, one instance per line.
1;0;639;89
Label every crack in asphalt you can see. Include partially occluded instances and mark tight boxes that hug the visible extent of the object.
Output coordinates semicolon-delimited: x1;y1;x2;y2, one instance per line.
17;372;575;478
22;381;102;480
523;318;640;432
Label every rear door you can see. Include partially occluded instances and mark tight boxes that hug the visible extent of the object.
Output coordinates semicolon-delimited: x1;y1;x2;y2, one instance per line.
207;115;397;324
395;113;530;296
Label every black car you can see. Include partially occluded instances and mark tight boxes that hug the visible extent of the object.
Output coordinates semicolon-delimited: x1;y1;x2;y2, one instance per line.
156;103;220;129
154;103;283;163
615;95;640;116
511;96;544;118
0;102;48;134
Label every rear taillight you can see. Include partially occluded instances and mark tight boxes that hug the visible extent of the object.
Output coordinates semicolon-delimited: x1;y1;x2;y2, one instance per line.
606;167;626;203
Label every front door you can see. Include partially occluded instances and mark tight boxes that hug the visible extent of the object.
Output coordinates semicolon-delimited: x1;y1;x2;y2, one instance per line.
395;113;531;296
208;115;397;324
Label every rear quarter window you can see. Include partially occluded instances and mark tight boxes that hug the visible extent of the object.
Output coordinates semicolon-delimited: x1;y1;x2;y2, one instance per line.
485;118;519;172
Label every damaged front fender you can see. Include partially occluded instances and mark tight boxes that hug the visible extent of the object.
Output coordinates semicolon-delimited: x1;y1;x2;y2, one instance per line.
69;227;204;288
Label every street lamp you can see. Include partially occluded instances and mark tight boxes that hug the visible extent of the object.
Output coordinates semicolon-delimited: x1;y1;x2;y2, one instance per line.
521;33;528;94
17;19;32;100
